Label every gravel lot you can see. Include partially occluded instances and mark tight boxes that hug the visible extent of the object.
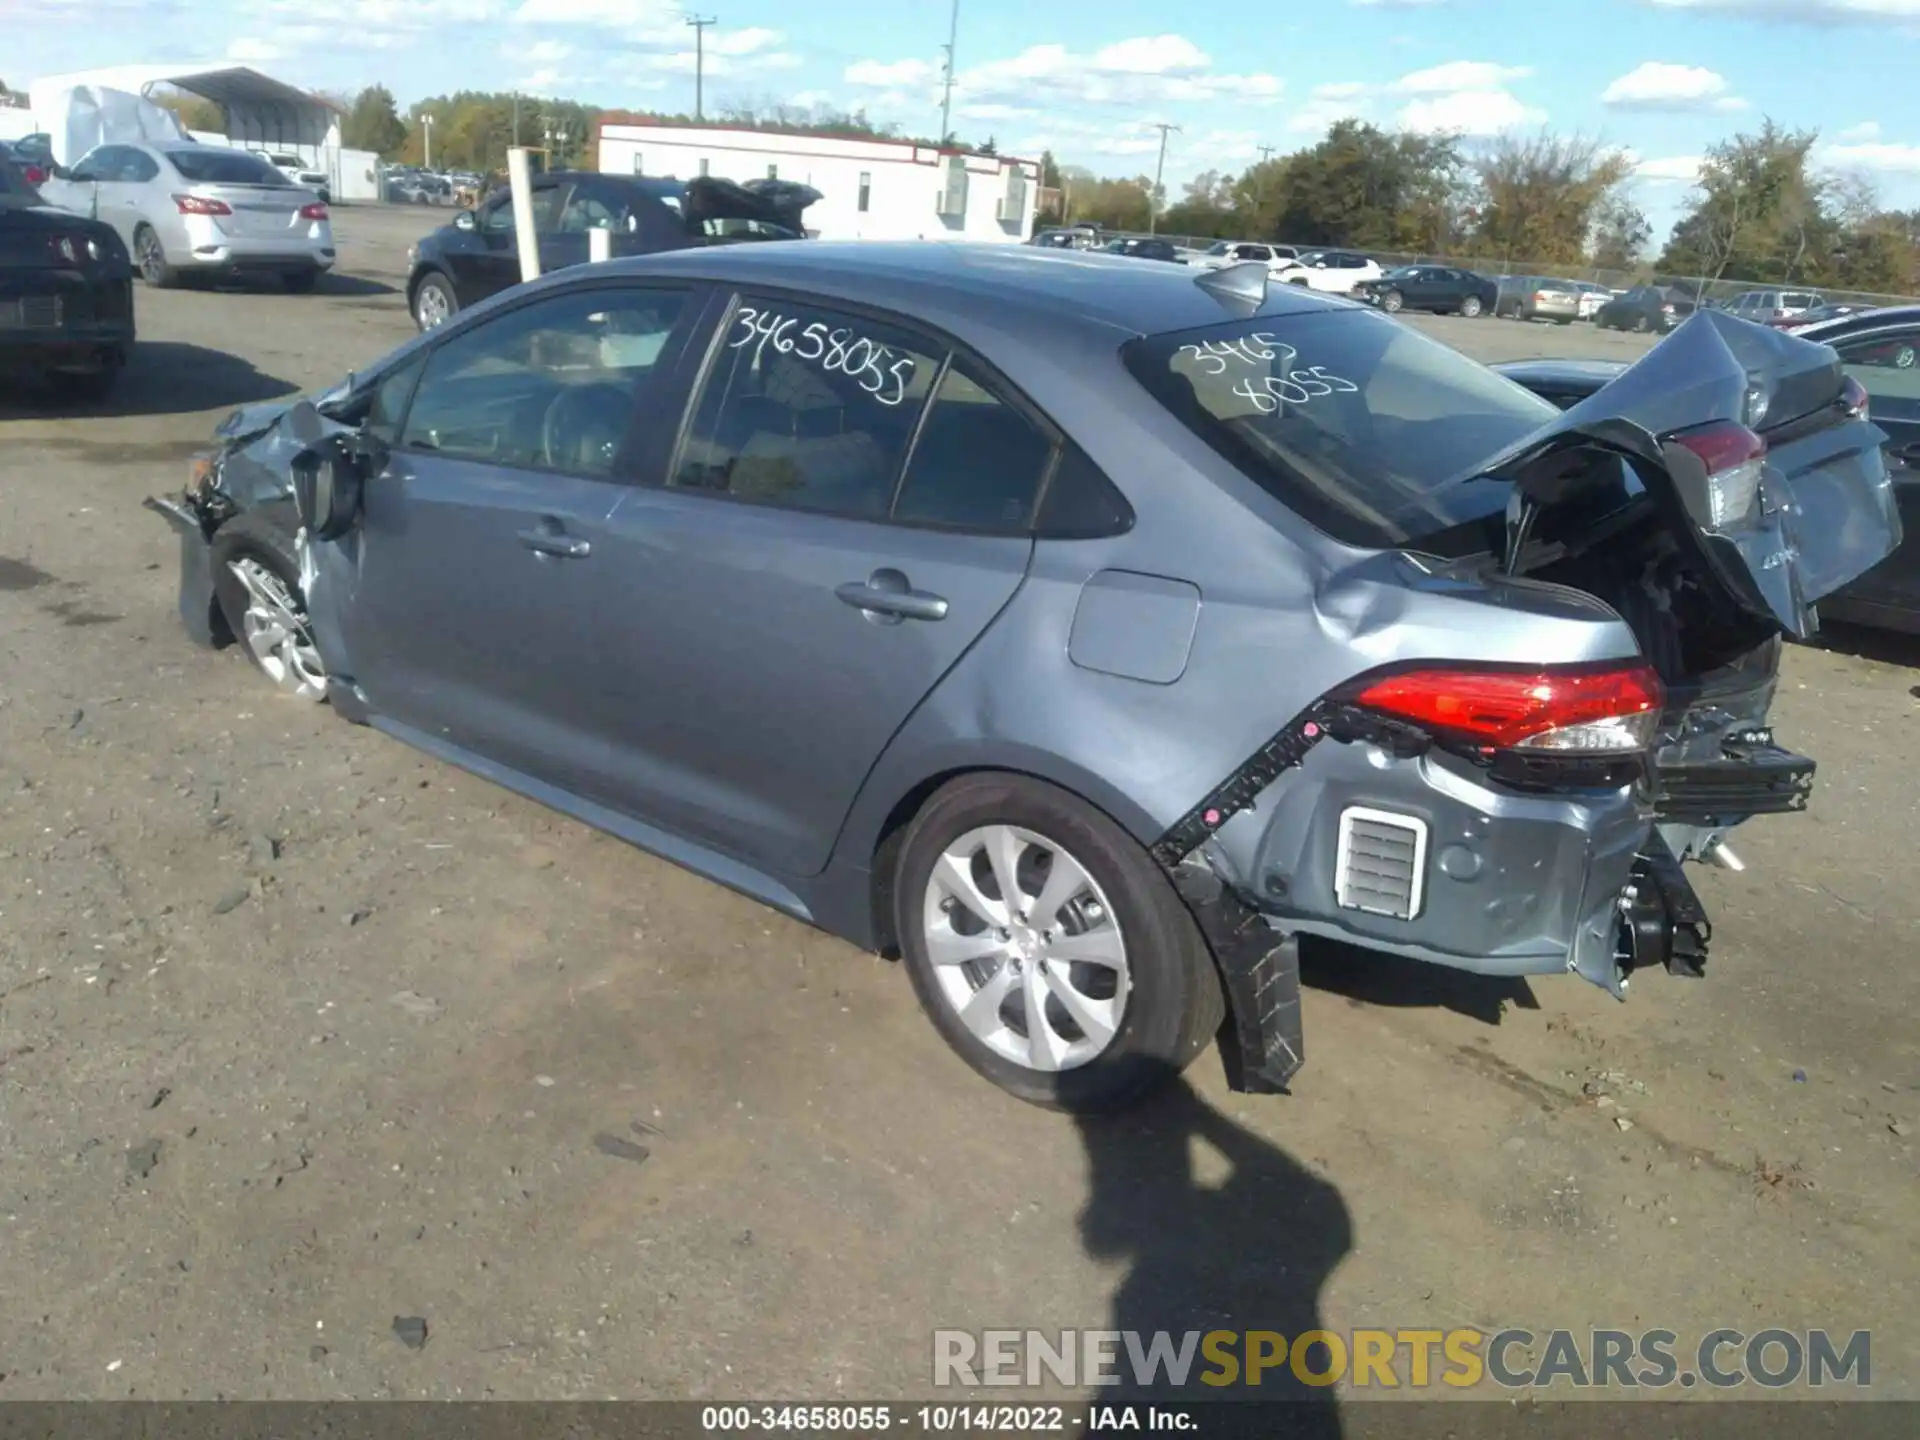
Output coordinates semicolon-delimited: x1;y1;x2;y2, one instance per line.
2;205;1916;1404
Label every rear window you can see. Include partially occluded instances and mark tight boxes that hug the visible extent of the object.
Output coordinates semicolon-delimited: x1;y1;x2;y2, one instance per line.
1123;310;1557;548
1780;292;1817;308
166;149;290;186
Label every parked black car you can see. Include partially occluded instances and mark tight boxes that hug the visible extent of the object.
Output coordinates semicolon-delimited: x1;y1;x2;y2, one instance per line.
405;170;819;332
1355;264;1496;317
0;149;136;402
1594;284;1696;333
1494;308;1918;634
1100;236;1184;263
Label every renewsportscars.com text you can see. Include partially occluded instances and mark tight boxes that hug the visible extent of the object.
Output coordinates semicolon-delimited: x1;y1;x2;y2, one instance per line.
932;1327;1872;1390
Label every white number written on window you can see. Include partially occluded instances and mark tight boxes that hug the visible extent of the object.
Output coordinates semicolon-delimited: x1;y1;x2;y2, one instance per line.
727;305;918;407
1175;332;1359;411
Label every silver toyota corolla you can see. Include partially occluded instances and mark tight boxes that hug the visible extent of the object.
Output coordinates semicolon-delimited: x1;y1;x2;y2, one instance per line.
149;244;1901;1111
40;141;333;291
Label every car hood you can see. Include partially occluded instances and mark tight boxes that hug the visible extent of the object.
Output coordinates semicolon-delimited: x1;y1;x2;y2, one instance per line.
1465;308;1900;639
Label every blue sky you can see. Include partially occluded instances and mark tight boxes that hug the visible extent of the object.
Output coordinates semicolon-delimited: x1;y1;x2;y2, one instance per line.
10;0;1920;240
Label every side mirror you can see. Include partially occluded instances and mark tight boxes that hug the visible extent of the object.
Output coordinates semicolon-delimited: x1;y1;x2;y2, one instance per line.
454;209;477;232
290;433;365;542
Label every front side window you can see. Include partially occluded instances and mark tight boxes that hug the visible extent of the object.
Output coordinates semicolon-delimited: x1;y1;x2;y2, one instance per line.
1124;309;1558;548
399;286;688;477
672;298;943;518
1835;328;1920;406
364;354;427;445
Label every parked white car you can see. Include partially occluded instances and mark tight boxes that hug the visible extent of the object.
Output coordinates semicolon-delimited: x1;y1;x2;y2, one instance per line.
254;150;330;204
1193;239;1302;273
1275;247;1383;293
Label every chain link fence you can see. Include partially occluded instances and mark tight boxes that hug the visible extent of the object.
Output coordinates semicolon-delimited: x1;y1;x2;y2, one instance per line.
1119;232;1920;310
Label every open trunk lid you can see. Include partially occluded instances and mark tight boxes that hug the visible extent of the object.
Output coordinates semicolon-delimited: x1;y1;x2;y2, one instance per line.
683;175;820;234
1474;308;1900;639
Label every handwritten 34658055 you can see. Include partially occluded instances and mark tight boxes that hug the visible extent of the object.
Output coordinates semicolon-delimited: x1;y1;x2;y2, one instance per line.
727;306;918;407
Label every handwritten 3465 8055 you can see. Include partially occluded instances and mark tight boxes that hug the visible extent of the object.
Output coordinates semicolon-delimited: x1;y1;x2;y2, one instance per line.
1176;333;1359;414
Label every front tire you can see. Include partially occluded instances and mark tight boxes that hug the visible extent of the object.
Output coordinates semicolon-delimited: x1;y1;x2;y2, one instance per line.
1379;289;1404;314
1632;314;1652;334
412;271;458;331
895;773;1224;1113
210;510;328;703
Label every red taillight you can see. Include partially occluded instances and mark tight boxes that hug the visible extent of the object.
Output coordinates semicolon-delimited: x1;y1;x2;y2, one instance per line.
1351;663;1666;754
1841;376;1869;420
174;194;232;215
299;202;328;221
1669;419;1766;529
24;163;48;184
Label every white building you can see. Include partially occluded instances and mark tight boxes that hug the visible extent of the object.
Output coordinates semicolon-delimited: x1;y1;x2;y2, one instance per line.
597;123;1039;244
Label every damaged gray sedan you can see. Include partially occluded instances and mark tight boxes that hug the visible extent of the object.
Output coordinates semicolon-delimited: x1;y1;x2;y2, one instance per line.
147;245;1900;1111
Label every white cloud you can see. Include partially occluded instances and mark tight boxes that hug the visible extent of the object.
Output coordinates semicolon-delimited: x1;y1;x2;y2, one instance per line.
1601;62;1745;112
845;58;936;87
1818;140;1920;173
518;68;564;89
1286;84;1371;134
1391;60;1531;94
1838;121;1882;140
1633;153;1706;182
1398;88;1545;134
847;33;1283;112
710;26;782;56
1640;0;1920;23
510;38;572;64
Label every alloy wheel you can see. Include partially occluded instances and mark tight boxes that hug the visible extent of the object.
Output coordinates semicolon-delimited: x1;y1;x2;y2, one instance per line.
1896;345;1916;370
920;824;1130;1073
137;231;166;283
415;282;451;330
229;557;327;701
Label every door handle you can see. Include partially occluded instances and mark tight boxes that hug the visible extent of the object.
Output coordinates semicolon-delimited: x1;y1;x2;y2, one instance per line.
836;571;949;622
518;527;590;559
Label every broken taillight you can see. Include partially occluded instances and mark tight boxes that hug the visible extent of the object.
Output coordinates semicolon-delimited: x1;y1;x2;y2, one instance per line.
1350;663;1665;755
1669;419;1766;529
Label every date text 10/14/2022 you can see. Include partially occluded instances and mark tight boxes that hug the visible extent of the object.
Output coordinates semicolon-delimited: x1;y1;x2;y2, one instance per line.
698;1404;1193;1433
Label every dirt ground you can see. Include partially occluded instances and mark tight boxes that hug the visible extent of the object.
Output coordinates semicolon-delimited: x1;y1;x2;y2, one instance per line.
1;206;1915;1406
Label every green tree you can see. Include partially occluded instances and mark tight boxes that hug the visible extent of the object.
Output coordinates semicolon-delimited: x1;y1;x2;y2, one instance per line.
1468;130;1633;267
1237;121;1465;251
1659;121;1836;283
342;84;407;157
1160;169;1237;238
1589;196;1651;270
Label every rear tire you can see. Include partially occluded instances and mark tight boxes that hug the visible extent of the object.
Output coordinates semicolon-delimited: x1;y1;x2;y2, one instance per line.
1459;295;1483;318
133;224;178;288
895;773;1225;1113
1379;289;1404;314
1632;315;1652;334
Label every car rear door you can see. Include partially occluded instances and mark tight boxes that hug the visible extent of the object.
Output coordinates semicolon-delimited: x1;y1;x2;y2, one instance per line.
575;291;1046;878
327;280;707;787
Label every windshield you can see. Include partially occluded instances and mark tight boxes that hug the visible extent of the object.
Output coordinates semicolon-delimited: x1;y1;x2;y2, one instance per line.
1205;241;1233;255
1123;310;1558;548
168;149;292;186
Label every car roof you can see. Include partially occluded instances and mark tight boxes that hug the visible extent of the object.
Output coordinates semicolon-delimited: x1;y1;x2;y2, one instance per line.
1793;304;1920;339
585;240;1357;340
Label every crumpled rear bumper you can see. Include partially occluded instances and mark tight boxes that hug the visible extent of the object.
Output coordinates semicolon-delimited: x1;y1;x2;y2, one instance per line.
143;493;227;648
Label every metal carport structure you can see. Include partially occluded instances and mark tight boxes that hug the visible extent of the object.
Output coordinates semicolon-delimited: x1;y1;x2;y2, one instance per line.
28;64;342;154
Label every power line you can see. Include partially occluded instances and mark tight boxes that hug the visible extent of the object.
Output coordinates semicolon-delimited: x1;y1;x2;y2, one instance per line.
1257;144;1275;164
685;14;716;123
937;0;960;144
1148;122;1179;234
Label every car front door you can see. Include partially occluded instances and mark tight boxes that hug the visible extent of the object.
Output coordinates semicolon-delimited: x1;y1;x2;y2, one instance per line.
1830;324;1920;619
576;293;1049;878
324;281;705;789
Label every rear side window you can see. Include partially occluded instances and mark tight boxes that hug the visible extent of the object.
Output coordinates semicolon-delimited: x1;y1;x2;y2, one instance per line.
671;298;942;518
166;149;290;186
893;362;1053;529
1123;310;1557;548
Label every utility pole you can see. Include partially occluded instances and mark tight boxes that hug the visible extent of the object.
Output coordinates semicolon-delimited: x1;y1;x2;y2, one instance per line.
422;112;434;169
1256;144;1275;164
1148;121;1179;234
686;15;716;122
512;91;520;147
937;0;959;145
